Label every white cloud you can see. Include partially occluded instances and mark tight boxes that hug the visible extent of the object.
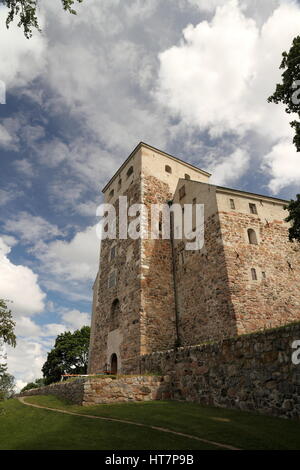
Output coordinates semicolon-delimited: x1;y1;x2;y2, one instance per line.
0;189;16;206
60;309;91;330
0;6;46;88
6;339;46;389
14;159;36;178
4;212;64;244
0;238;46;317
156;0;300;190
157;1;300;139
36;225;99;283
0;124;14;148
184;0;228;12
262;139;300;192
210;148;250;186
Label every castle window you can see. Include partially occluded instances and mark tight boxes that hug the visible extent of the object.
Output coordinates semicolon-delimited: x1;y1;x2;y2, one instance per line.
247;228;258;245
118;179;122;189
109;189;114;199
251;268;257;281
108;270;117;288
192;198;197;205
262;271;266;279
165;165;172;174
110;299;120;331
110;246;116;261
249;203;257;215
185;174;191;180
179;185;186;200
127;166;134;178
230;199;235;210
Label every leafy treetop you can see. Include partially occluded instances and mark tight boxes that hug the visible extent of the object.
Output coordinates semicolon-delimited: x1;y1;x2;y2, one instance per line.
3;0;84;39
0;299;16;348
268;36;300;152
285;194;300;242
42;325;90;385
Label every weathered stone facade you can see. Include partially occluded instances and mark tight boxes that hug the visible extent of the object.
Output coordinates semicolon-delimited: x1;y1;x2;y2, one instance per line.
88;142;300;377
140;323;300;420
21;325;300;420
20;376;169;406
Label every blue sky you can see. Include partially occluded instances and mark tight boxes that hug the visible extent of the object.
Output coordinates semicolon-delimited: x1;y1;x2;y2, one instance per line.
0;0;300;389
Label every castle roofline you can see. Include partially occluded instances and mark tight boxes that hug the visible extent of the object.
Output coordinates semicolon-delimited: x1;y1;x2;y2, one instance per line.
102;142;211;193
216;185;289;205
178;178;289;205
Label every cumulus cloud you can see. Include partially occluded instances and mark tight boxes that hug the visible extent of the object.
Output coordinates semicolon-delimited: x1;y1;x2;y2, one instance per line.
3;212;64;244
0;5;46;88
156;0;300;190
6;339;46;388
262;140;300;193
210;148;250;186
37;225;99;282
60;309;91;330
0;237;46;317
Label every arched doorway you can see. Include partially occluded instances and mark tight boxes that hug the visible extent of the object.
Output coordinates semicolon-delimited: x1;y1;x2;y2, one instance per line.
110;353;118;375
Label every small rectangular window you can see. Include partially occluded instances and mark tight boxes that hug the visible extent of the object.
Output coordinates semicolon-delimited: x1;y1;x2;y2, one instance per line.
108;271;117;288
110;246;116;261
249;203;257;215
262;272;266;279
251;268;257;281
192;198;197;205
230;199;235;210
179;185;186;200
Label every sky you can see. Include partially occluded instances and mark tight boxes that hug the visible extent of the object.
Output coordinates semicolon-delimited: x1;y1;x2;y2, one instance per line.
0;0;300;390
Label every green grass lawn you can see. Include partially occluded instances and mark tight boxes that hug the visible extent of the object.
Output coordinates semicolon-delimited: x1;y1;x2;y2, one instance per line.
1;396;300;450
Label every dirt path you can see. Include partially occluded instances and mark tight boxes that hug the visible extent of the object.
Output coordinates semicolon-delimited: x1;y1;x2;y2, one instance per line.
18;396;241;451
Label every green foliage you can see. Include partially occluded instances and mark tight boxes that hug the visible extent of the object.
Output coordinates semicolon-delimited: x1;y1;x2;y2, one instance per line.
285;194;300;242
0;299;16;348
42;326;90;385
0;372;15;401
0;299;16;401
21;378;45;393
3;0;84;39
268;36;300;152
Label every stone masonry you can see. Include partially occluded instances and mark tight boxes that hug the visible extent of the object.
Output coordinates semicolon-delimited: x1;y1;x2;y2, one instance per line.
20;375;169;406
88;142;300;377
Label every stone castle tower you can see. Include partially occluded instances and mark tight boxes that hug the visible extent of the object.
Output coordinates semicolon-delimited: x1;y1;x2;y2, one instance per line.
88;142;300;375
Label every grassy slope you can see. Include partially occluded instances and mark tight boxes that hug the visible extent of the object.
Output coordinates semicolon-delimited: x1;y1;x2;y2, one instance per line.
0;398;218;450
24;395;300;450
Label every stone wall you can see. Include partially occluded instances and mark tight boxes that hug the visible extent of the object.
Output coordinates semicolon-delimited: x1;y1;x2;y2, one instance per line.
19;375;169;407
83;375;169;406
88;178;143;375
20;378;85;405
219;209;300;335
140;323;300;420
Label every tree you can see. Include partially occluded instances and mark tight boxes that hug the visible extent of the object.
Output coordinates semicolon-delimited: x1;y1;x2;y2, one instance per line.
0;299;16;348
3;0;84;39
21;378;45;392
0;299;16;400
42;326;90;385
285;194;300;242
268;36;300;152
0;372;15;400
